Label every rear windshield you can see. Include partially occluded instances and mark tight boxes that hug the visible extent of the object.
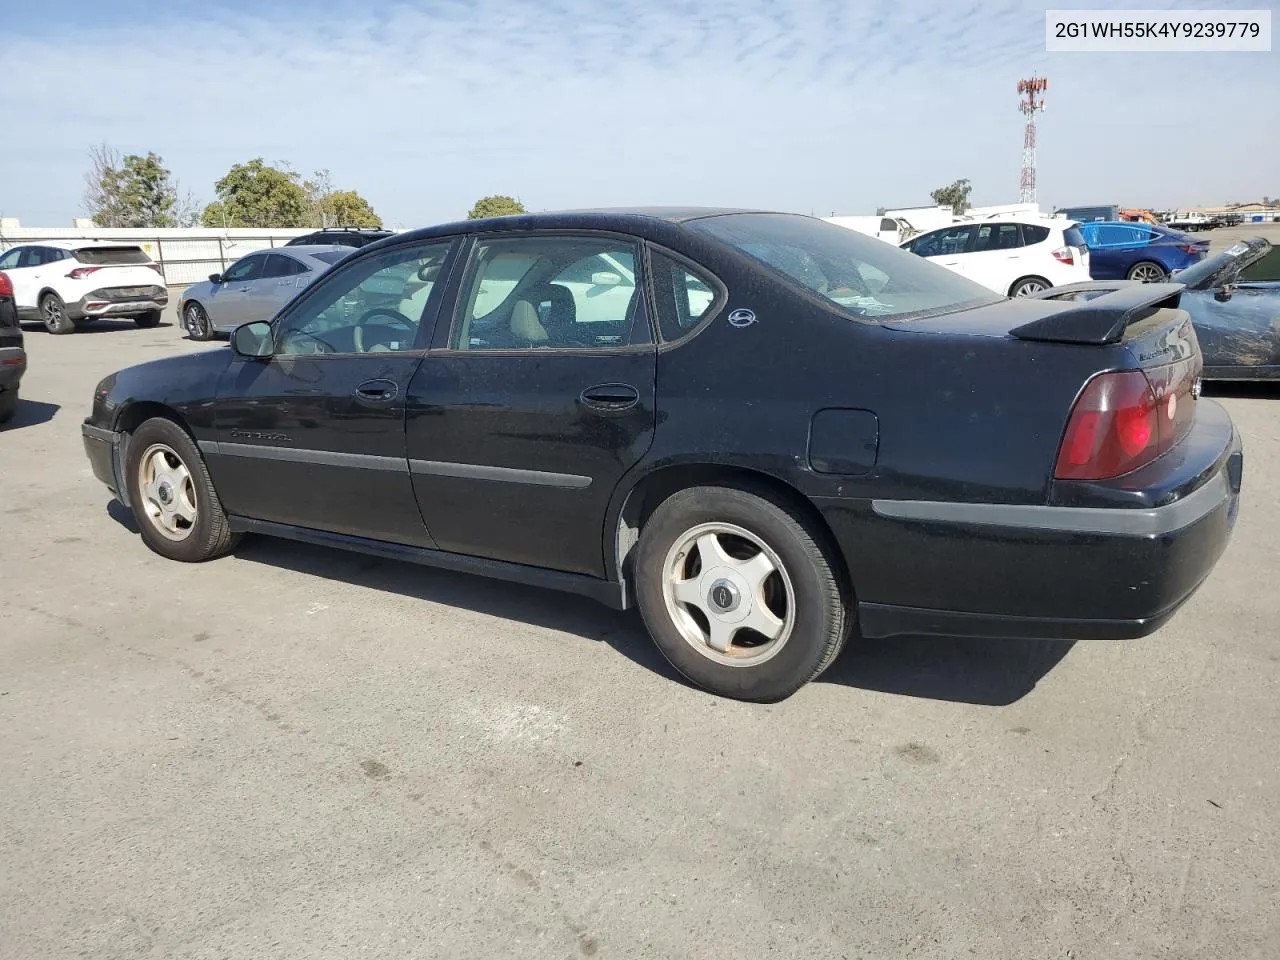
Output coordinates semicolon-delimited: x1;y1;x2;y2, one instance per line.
688;213;999;320
312;251;349;265
74;245;152;265
1063;226;1086;247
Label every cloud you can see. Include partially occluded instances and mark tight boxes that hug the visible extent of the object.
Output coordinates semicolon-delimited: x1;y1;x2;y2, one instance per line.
2;0;1274;226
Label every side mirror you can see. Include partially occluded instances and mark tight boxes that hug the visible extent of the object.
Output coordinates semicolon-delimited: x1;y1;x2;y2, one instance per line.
231;321;273;359
590;271;624;286
209;273;223;284
1214;285;1234;303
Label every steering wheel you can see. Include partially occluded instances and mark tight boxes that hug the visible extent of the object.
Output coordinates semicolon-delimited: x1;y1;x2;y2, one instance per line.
354;308;415;353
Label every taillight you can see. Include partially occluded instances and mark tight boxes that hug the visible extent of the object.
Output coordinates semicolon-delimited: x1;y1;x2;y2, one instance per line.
67;266;101;279
0;271;11;297
1178;243;1206;256
1051;246;1075;265
146;263;164;275
1055;357;1199;481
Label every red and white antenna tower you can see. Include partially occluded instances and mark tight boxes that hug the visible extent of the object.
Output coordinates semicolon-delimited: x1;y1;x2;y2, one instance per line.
1017;75;1048;204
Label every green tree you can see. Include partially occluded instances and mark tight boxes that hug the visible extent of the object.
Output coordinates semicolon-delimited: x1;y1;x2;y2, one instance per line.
83;144;185;227
467;195;527;220
301;169;382;227
202;158;308;227
930;179;972;215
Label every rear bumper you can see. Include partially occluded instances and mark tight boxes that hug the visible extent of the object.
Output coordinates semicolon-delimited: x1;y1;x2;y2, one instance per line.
0;346;25;389
82;422;125;499
71;293;168;320
823;408;1243;641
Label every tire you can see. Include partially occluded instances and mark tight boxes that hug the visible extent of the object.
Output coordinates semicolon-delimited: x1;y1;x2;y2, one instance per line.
124;417;239;562
183;302;213;341
0;388;16;425
633;485;849;702
40;293;75;334
1009;276;1050;298
134;310;162;328
1126;261;1167;283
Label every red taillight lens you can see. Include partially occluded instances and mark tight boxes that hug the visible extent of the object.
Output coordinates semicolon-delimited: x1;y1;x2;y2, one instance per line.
0;271;12;297
147;263;164;275
1056;371;1158;480
1051;246;1074;265
67;266;101;279
1055;352;1200;482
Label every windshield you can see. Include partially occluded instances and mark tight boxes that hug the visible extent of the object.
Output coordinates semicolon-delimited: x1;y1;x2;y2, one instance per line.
1171;240;1268;290
687;213;998;320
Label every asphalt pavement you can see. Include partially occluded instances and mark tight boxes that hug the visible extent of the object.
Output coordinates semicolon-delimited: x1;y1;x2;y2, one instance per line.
1;229;1277;959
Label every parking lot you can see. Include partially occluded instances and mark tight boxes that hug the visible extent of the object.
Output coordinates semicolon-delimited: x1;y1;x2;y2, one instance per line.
2;228;1278;959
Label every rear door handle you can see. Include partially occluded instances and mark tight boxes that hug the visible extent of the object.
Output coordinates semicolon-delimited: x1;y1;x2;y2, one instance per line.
580;383;640;412
353;378;399;406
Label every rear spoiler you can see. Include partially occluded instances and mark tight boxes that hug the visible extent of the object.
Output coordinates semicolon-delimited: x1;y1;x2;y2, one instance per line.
1012;281;1185;345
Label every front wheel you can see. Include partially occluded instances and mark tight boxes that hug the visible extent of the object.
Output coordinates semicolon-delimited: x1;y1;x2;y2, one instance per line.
183;302;212;341
1009;276;1050;298
125;417;239;562
134;310;162;328
634;485;849;702
40;293;75;334
1126;261;1167;283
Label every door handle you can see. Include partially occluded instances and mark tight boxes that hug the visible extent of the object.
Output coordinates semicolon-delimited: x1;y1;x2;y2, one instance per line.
580;383;640;412
353;378;399;406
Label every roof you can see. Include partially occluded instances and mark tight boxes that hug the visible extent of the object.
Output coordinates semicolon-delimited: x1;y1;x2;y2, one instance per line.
279;244;352;255
43;239;149;250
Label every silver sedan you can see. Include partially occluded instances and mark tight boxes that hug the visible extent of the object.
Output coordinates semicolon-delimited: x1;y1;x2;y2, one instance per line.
177;245;350;340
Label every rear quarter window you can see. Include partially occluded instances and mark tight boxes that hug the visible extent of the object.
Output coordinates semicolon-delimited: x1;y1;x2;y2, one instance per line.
1022;224;1050;245
74;246;152;265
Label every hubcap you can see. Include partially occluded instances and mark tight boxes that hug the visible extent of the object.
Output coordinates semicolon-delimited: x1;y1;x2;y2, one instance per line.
138;443;197;541
662;522;795;667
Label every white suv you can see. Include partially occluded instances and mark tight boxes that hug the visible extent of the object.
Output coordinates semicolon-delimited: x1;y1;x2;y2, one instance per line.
0;241;169;334
899;218;1090;297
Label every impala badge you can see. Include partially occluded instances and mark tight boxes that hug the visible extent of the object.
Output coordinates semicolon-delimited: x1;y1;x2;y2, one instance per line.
728;308;757;328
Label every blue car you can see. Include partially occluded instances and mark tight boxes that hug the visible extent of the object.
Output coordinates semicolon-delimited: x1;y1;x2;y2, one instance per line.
1077;221;1210;282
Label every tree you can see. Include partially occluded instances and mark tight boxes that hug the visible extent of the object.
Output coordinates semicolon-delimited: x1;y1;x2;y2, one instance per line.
302;169;382;228
82;144;185;228
467;195;527;220
202;158;308;228
930;179;972;215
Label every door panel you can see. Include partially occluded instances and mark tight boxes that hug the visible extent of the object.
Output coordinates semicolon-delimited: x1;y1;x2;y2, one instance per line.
207;254;266;328
210;354;431;545
405;351;656;575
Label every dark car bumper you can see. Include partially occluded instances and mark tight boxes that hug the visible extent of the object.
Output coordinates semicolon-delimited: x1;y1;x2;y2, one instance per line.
820;403;1243;641
0;346;25;389
83;422;126;500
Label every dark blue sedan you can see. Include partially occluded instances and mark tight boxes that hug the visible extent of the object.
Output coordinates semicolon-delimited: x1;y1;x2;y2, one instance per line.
1077;221;1210;282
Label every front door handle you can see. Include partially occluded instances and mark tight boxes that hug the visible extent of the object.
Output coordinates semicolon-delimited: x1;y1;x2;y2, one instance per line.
580;383;640;412
353;378;399;407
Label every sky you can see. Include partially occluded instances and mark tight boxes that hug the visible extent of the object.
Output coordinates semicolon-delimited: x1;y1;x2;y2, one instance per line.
1;0;1276;228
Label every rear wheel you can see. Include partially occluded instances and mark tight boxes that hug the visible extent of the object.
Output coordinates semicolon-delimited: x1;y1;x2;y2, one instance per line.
40;293;75;334
1009;276;1050;297
183;302;212;340
134;310;162;328
0;388;17;424
634;485;849;702
1127;261;1167;283
125;417;239;562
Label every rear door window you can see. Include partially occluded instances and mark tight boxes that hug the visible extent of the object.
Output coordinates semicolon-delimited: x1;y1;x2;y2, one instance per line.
264;254;308;278
973;223;1022;251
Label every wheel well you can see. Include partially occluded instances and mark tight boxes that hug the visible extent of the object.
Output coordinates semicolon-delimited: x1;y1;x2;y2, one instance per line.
1128;259;1165;274
114;400;187;437
37;287;62;304
1008;275;1050;296
612;464;849;600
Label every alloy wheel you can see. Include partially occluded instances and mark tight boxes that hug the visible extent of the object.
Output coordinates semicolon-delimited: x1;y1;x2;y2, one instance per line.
661;521;796;667
138;443;198;541
1129;263;1166;283
1012;279;1047;297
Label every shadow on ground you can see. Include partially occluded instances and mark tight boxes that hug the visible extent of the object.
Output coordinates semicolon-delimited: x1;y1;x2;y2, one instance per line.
106;502;1073;706
21;320;174;335
1;399;59;430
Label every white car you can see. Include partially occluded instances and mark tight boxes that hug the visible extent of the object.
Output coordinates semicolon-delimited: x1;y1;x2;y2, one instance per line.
899;218;1090;297
824;216;904;245
0;241;169;334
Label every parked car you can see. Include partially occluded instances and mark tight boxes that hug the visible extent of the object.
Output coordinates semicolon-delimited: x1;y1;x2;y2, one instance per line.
899;217;1090;296
177;245;351;340
0;270;26;423
0;241;167;334
83;208;1241;702
1076;222;1209;283
1035;237;1278;380
824;216;903;245
285;227;393;249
